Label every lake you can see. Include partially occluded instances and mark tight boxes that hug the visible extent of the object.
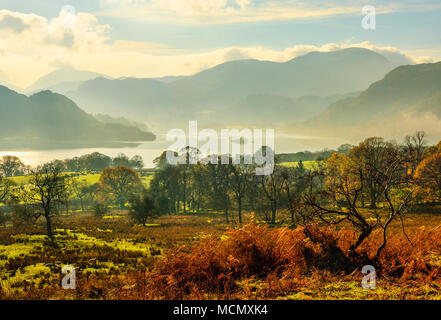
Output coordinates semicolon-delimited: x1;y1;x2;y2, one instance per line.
0;133;347;169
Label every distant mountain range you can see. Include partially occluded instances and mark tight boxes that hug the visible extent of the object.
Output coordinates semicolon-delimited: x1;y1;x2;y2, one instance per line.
6;47;440;148
25;68;111;95
0;86;155;145
62;48;396;129
299;62;441;140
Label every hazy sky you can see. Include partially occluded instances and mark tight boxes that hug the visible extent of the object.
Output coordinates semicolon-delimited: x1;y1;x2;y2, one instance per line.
0;0;440;87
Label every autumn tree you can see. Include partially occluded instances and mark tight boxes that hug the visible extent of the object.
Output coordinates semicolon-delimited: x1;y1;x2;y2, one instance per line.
415;153;441;202
304;143;414;260
349;137;396;208
303;152;375;253
98;166;143;208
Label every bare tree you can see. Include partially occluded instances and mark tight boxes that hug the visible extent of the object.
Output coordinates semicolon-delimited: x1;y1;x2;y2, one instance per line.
303;143;415;261
229;163;252;224
207;159;232;223
303;157;375;254
260;166;284;224
404;131;427;173
367;149;415;260
22;164;71;241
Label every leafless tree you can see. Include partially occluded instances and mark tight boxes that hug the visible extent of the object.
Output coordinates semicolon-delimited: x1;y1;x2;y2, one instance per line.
22;164;71;241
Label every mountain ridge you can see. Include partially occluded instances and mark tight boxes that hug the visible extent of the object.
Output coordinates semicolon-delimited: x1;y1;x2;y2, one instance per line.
65;48;396;128
0;85;155;144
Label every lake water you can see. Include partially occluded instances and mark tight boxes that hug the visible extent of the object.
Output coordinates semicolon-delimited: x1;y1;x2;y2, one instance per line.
0;133;347;169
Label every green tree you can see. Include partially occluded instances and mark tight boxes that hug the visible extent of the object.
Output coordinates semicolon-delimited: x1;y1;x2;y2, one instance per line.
129;193;160;226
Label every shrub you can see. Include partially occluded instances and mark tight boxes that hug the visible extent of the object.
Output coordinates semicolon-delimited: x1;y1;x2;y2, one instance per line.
144;223;441;299
92;202;109;218
0;209;8;226
10;205;39;228
128;193;160;226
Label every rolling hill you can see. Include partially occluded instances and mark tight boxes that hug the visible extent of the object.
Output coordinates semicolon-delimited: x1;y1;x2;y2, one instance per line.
0;86;156;144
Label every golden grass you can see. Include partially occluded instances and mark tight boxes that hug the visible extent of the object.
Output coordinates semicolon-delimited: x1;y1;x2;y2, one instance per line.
0;210;441;300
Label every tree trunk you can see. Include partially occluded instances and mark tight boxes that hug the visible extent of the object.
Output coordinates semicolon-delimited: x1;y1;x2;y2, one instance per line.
349;226;373;254
238;198;242;224
289;204;295;225
369;189;377;209
224;207;229;224
45;212;54;241
375;218;394;260
271;200;277;224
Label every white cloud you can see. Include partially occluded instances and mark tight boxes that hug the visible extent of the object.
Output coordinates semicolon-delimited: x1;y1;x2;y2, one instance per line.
0;10;110;54
0;9;111;87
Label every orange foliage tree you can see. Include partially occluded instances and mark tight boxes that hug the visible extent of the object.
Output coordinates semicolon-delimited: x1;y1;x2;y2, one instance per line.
98;166;143;207
415;153;441;202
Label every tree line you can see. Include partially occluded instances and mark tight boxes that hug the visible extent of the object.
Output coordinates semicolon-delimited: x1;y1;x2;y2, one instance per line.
2;131;441;256
0;152;145;178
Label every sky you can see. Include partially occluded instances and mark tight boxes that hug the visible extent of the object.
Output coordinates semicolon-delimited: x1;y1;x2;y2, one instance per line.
0;0;440;88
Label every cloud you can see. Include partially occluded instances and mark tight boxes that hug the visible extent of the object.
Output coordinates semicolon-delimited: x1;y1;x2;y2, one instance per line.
0;10;110;53
0;8;437;88
0;14;28;34
0;9;111;87
97;0;373;24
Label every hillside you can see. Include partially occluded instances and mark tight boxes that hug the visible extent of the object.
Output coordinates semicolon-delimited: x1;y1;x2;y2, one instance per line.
301;62;441;139
0;86;156;144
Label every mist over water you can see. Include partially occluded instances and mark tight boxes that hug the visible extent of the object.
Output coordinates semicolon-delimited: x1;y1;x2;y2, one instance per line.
0;132;347;168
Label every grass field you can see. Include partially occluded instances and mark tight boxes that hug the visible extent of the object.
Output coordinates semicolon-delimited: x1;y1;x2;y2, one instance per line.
9;172;153;188
1;209;441;300
278;161;317;170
